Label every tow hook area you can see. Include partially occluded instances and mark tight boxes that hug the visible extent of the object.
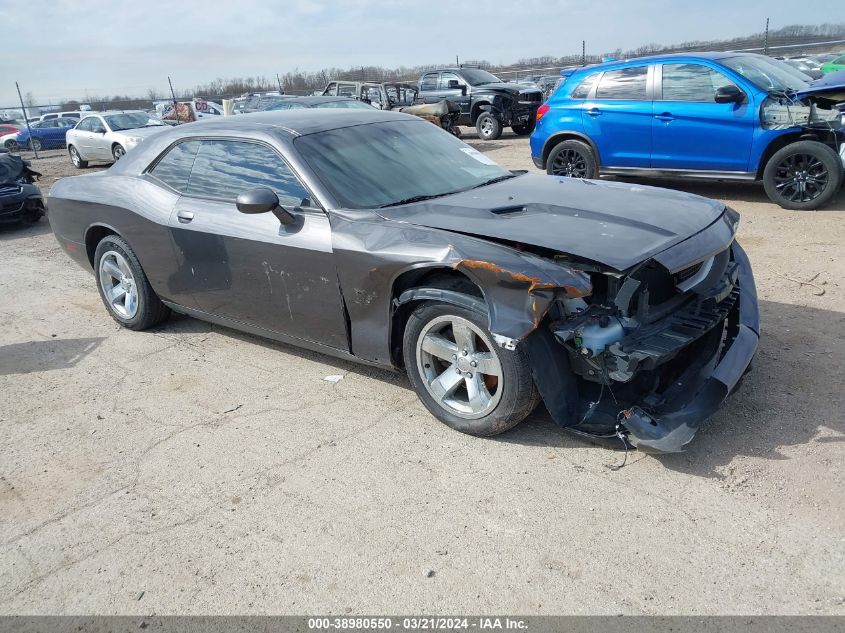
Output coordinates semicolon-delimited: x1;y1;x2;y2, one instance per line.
620;406;698;453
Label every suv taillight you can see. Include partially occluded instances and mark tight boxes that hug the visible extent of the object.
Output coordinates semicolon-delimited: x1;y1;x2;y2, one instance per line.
536;104;550;120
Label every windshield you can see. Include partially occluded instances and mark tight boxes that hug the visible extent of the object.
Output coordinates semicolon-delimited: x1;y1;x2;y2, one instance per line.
295;120;510;209
721;55;809;93
460;69;503;86
312;100;373;109
104;112;163;131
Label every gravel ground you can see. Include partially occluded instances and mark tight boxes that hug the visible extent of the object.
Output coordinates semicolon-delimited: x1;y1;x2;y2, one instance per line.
1;133;843;615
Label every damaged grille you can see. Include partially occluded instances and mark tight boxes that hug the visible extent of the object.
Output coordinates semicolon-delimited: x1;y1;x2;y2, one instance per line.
617;284;739;364
518;91;543;104
674;262;703;284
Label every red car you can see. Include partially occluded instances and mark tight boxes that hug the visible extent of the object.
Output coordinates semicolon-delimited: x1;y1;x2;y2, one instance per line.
0;124;20;150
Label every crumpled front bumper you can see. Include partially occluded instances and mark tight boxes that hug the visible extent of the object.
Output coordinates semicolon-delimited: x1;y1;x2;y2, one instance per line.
621;242;759;452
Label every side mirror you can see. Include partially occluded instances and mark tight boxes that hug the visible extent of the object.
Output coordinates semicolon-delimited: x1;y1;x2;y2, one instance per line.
715;85;745;104
93;127;106;134
236;187;296;225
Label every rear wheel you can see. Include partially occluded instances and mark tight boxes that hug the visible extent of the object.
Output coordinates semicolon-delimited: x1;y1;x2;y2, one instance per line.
68;145;88;169
94;235;170;330
403;301;539;436
762;140;843;210
475;112;503;141
547;139;597;179
112;144;126;161
511;121;535;135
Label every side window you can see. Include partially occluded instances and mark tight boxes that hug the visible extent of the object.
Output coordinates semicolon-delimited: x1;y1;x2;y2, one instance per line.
43;114;57;121
149;141;201;193
439;72;462;89
337;83;356;97
324;83;338;96
186;140;311;208
76;118;91;131
570;73;599;99
661;64;736;101
420;73;439;91
595;67;648;100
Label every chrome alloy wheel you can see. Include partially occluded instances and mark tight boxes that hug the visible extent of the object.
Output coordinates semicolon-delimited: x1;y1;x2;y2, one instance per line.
416;315;503;419
99;250;138;319
480;116;495;136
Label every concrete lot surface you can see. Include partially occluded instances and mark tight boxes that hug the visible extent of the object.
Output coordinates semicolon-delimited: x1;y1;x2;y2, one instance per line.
1;134;844;614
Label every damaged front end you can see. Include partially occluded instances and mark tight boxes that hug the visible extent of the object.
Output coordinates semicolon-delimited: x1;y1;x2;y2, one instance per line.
523;208;759;453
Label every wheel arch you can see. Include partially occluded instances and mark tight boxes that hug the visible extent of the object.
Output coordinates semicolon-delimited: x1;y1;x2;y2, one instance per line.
542;131;601;168
388;266;485;369
470;101;493;124
84;223;122;268
755;131;837;179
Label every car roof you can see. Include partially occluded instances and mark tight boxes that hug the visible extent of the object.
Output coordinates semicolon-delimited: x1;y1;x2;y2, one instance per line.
573;51;763;74
162;109;419;137
284;96;359;106
83;110;144;116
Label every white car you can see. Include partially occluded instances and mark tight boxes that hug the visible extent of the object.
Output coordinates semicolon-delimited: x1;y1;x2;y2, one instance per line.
65;111;167;167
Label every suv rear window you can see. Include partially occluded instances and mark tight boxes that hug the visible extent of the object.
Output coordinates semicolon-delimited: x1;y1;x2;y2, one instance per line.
570;73;598;99
595;67;648;100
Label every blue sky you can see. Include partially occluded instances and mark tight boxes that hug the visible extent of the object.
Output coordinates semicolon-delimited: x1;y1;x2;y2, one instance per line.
1;0;842;106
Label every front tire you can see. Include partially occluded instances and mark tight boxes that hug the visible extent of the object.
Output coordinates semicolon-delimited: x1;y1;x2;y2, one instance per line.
475;112;503;141
112;144;126;161
94;235;170;330
403;301;539;436
68;145;88;169
29;138;42;152
547;139;598;179
4;139;18;151
762;140;843;210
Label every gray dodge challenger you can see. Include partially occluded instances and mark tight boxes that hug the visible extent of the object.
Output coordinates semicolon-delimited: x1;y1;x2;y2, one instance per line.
48;110;759;452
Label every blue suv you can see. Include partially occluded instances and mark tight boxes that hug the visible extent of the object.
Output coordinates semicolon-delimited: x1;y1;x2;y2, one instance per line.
531;53;845;210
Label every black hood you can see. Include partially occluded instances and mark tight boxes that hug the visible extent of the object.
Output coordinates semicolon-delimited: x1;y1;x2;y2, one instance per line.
474;82;542;95
377;174;728;271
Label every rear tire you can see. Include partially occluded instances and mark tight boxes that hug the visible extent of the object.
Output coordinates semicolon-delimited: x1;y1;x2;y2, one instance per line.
93;235;170;331
475;112;503;141
511;121;535;136
403;300;539;436
68;145;88;169
762;140;843;210
547;139;598;179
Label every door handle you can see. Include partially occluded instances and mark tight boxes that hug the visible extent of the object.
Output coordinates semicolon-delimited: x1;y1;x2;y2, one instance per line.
655;112;674;122
586;108;601;117
176;210;194;224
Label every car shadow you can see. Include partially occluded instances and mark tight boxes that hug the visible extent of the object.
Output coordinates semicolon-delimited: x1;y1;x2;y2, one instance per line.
0;217;51;241
498;298;845;477
606;176;845;212
0;337;105;375
158;297;843;478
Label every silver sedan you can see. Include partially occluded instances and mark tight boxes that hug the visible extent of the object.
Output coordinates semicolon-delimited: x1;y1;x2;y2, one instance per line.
66;111;168;167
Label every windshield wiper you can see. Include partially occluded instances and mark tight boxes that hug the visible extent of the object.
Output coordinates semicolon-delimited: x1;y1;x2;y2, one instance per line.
467;173;518;190
378;191;461;208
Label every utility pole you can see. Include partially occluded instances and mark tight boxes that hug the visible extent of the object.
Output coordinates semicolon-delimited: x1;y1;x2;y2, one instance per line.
763;17;770;56
582;40;586;66
15;82;37;158
456;55;459;67
167;76;180;124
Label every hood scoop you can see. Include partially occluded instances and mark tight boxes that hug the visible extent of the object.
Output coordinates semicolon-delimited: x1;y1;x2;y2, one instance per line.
490;205;527;216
